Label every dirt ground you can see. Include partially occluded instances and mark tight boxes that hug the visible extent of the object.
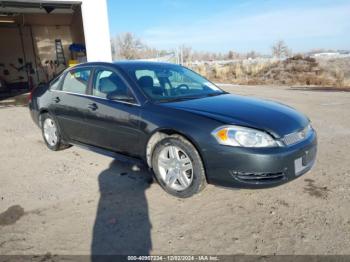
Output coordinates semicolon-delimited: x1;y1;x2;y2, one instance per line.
0;85;350;256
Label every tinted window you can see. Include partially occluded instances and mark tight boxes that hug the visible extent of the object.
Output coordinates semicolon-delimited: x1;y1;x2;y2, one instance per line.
168;70;203;90
135;70;161;87
126;64;223;101
93;69;135;101
62;69;91;94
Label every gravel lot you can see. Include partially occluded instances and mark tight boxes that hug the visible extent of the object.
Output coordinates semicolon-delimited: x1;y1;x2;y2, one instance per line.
0;85;350;256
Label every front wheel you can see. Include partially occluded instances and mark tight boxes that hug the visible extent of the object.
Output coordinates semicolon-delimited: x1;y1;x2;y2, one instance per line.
152;135;207;198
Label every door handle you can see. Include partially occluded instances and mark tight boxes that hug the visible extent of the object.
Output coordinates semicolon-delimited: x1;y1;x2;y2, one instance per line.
53;97;60;103
88;103;98;111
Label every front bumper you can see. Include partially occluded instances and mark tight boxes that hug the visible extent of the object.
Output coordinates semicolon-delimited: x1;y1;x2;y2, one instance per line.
204;130;317;189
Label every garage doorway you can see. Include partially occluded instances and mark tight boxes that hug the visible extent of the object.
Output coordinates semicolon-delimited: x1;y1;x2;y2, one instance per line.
0;1;86;98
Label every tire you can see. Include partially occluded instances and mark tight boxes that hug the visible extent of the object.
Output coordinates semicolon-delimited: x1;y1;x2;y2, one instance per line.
152;135;207;198
41;113;70;151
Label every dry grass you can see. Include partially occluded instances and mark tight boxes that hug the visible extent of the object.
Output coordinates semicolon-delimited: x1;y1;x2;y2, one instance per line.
191;56;350;89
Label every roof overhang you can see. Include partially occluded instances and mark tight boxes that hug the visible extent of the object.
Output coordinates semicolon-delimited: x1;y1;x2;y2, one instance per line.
0;1;82;14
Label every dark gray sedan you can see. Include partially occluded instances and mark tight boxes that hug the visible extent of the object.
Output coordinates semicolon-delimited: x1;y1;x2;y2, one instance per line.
29;61;317;198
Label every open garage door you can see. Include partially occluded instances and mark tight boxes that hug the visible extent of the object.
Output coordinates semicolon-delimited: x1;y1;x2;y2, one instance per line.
0;1;86;94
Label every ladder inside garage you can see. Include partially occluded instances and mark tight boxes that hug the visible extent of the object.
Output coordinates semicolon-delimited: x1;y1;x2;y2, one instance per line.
55;39;66;66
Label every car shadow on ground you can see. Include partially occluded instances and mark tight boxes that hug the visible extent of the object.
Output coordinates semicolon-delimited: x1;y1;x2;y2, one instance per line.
91;159;153;260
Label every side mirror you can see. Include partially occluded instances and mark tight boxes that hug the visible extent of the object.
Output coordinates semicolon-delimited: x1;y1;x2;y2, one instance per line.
107;93;135;103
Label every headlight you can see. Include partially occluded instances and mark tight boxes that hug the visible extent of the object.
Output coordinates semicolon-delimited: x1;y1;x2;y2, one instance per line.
212;125;278;148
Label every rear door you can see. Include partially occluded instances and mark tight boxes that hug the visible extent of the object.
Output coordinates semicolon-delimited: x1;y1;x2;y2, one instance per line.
83;67;143;157
51;67;93;143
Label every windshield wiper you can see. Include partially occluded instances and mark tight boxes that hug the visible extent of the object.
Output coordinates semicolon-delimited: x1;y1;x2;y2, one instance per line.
158;96;203;103
158;92;228;103
205;92;227;97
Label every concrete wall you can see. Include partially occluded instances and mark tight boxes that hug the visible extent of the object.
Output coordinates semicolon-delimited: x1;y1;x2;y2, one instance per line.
0;23;73;86
0;26;29;84
70;7;85;45
31;25;72;79
40;0;112;62
0;0;112;88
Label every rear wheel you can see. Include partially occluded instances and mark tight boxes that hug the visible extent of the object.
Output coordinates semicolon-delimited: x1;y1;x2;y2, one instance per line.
152;135;207;198
41;113;70;151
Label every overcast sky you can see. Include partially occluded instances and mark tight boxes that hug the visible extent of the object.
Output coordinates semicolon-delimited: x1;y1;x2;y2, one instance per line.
107;0;350;54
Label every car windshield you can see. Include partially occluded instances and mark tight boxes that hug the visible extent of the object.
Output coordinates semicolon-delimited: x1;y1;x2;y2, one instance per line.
124;64;225;102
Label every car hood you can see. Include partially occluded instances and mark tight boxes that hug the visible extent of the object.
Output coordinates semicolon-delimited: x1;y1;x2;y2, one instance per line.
162;94;309;137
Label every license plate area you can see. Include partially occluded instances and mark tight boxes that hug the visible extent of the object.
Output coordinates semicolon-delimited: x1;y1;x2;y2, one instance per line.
294;147;316;176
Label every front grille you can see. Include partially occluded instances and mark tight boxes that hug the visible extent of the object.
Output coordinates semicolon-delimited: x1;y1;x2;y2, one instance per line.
232;171;285;184
282;125;312;146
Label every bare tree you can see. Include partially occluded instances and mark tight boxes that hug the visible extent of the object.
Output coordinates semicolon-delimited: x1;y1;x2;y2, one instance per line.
246;50;260;59
112;32;170;60
139;47;159;59
112;32;144;60
227;51;234;60
227;50;240;60
183;45;193;63
272;40;292;58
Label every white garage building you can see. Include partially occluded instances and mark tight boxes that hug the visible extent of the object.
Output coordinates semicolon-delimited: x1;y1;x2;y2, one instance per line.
0;0;112;90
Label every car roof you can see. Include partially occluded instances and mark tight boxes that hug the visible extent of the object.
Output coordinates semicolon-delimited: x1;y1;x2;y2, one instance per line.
73;60;179;70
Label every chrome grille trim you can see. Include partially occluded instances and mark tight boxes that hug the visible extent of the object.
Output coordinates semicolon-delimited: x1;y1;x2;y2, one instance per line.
282;125;312;146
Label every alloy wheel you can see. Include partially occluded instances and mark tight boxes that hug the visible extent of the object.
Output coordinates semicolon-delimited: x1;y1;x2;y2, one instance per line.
43;118;58;147
157;145;193;191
